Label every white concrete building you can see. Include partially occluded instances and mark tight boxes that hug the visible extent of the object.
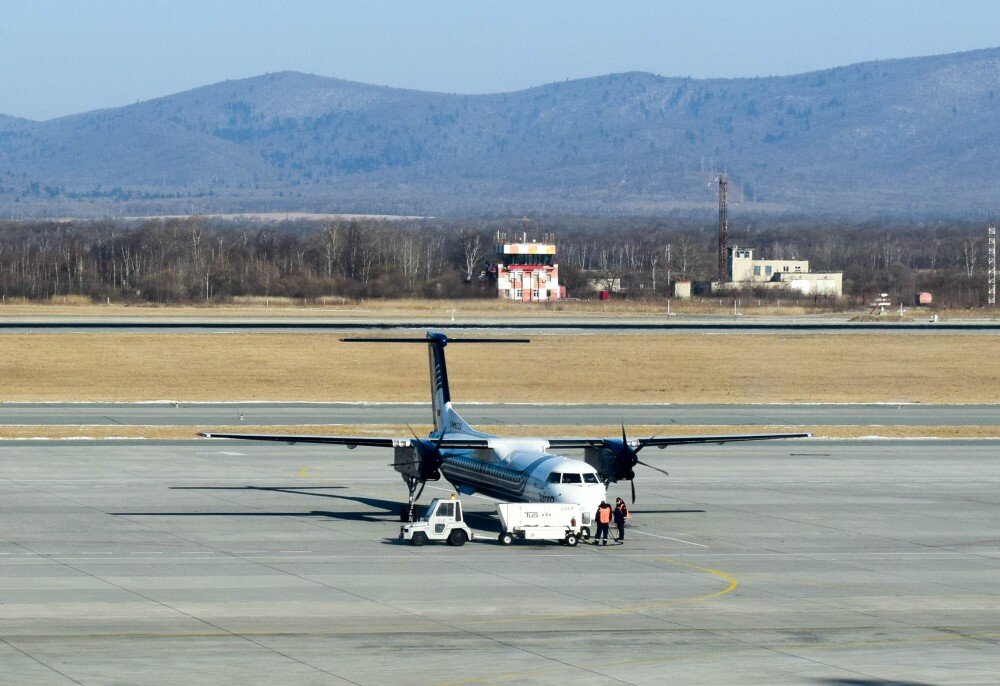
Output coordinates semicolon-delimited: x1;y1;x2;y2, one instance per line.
723;246;842;297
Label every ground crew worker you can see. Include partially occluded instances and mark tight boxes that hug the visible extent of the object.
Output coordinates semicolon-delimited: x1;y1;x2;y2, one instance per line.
613;498;629;544
594;501;613;545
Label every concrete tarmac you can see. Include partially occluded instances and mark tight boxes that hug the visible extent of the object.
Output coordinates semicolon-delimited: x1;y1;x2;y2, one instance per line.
1;438;998;684
1;402;997;426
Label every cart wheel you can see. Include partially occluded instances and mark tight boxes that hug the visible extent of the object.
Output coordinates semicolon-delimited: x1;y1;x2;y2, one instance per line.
580;527;590;540
565;533;578;547
498;532;514;546
447;529;467;547
410;532;427;547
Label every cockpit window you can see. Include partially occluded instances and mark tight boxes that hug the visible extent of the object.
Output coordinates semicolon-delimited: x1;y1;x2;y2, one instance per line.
562;473;582;483
547;472;561;484
583;473;599;484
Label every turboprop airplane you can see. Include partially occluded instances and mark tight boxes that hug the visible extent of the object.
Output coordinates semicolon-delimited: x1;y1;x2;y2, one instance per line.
202;331;809;531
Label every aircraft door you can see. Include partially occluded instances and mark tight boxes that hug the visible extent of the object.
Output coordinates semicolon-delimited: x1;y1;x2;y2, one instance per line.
432;501;455;534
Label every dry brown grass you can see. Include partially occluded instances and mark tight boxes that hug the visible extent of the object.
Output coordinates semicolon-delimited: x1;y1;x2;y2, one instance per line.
0;332;997;403
0;298;838;318
0;424;995;440
1;298;997;320
0;296;1000;322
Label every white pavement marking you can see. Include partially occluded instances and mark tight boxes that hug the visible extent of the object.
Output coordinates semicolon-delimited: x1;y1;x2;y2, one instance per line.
629;529;709;547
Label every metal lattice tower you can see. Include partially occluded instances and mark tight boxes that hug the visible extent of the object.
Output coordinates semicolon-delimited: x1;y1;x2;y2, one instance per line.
989;224;996;307
717;174;729;282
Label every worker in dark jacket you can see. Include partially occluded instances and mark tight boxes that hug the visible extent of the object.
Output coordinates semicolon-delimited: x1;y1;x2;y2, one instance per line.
594;501;613;545
613;498;629;544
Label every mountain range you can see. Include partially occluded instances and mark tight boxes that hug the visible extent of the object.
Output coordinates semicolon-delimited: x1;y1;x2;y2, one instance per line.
2;47;999;219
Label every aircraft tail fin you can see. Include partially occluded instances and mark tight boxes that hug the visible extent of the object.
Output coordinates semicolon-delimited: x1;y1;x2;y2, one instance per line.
341;332;529;435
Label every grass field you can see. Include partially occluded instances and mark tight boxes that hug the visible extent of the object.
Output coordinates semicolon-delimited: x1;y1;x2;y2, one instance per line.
0;298;823;318
4;298;997;319
0;332;996;404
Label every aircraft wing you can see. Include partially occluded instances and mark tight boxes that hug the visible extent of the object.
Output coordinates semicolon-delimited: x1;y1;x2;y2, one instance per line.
546;432;811;450
199;432;491;450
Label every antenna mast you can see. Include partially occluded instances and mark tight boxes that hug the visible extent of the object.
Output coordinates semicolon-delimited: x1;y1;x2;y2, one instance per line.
717;174;729;282
989;224;996;307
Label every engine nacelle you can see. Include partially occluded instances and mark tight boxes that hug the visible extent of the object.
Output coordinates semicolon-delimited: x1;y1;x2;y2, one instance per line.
393;445;441;481
583;445;635;483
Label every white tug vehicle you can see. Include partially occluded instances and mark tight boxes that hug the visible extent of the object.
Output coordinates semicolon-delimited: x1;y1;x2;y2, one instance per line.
401;496;583;547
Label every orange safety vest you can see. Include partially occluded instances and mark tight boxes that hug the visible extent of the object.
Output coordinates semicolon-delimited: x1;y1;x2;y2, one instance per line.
597;506;612;524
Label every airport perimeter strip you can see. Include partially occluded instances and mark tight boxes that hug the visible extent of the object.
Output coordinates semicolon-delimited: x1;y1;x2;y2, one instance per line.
0;321;999;331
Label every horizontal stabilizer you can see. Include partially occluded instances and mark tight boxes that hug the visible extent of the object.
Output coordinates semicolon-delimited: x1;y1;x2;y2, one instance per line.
341;337;530;344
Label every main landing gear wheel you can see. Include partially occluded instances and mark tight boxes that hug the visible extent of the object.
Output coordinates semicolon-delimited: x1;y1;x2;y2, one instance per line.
498;532;514;546
564;533;578;547
410;532;428;547
401;477;426;522
447;529;468;547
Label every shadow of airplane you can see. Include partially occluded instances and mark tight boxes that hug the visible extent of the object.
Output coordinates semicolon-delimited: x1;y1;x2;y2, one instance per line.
630;509;706;514
113;486;404;522
814;680;938;686
170;485;346;494
110;509;394;523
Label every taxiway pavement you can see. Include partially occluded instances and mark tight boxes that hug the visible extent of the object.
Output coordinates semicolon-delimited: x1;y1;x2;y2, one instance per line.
1;438;998;684
0;402;996;427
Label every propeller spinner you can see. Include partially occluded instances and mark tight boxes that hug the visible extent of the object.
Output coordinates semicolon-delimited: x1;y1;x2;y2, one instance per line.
592;424;669;504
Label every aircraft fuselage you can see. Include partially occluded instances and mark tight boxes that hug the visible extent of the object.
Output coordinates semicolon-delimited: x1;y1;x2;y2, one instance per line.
437;436;606;529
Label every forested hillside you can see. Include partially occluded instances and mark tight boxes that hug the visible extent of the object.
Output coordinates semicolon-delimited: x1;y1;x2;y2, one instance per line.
1;48;999;218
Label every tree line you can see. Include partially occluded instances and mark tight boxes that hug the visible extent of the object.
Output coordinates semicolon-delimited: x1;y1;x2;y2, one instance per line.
0;217;993;307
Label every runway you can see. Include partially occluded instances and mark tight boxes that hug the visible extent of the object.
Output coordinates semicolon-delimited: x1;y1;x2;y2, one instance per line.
1;402;996;426
1;438;998;684
0;315;998;333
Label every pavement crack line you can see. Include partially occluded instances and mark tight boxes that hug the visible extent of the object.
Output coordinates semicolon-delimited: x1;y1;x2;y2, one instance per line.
1;467;896;684
7;457;589;681
376;527;882;684
0;637;85;685
658;480;1000;589
0;474;360;685
643;486;1000;648
171;482;637;685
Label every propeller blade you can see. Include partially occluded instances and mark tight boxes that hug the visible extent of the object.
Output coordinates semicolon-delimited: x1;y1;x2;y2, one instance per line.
636;460;670;478
407;424;443;461
630;478;636;504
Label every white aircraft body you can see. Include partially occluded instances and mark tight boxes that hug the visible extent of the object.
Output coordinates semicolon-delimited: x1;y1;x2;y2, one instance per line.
203;332;808;530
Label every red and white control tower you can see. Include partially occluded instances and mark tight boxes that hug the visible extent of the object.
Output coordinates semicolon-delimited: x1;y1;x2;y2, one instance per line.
494;226;563;302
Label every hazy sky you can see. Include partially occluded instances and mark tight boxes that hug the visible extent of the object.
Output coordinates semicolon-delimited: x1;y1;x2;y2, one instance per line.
2;0;999;120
